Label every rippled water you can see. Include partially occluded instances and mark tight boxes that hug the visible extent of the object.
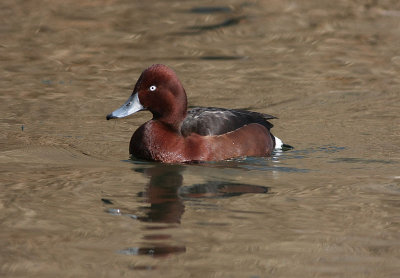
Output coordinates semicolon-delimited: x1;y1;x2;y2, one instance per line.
1;1;400;277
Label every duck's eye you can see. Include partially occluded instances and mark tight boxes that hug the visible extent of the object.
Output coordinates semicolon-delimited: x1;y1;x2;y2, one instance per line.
149;85;157;92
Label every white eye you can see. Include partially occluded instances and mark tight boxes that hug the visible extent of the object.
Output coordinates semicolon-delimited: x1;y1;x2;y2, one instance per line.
149;85;157;92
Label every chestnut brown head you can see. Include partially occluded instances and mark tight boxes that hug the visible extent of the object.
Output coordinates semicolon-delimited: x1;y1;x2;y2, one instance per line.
107;64;188;128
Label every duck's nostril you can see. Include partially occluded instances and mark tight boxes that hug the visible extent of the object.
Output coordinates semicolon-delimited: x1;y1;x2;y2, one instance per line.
126;102;132;107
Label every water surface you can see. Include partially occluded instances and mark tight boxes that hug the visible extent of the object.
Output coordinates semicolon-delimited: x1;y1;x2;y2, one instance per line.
1;0;399;277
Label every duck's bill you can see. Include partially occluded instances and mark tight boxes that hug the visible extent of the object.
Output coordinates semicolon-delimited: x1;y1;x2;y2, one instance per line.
106;93;144;120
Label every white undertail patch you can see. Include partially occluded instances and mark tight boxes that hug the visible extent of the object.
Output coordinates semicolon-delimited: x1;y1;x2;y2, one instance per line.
274;137;283;150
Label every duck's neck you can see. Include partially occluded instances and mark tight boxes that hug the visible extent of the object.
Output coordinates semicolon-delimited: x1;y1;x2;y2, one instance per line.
154;110;187;133
153;96;187;133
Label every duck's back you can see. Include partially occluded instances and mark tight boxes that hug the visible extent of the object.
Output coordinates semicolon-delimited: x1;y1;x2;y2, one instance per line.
181;107;275;137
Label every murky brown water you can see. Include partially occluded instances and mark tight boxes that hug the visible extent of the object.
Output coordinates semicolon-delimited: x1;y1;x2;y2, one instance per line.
1;0;400;277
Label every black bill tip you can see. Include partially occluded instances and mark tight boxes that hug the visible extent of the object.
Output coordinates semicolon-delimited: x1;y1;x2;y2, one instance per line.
106;113;115;120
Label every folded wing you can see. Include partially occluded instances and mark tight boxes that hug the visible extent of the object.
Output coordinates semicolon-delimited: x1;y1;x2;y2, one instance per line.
181;107;276;137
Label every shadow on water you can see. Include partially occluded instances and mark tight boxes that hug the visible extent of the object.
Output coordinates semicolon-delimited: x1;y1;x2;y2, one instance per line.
186;16;246;31
102;160;273;258
188;6;233;14
170;16;246;36
170;4;247;36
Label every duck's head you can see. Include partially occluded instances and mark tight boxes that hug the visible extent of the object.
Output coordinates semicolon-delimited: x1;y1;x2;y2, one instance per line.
107;64;188;127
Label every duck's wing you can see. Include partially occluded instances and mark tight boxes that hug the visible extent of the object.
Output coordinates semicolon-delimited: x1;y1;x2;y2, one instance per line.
181;107;276;137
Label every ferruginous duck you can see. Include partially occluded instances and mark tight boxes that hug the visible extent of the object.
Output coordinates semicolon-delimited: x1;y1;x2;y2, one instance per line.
107;64;289;163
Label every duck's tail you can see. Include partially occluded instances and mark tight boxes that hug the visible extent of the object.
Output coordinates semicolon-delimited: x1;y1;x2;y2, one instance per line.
274;136;294;151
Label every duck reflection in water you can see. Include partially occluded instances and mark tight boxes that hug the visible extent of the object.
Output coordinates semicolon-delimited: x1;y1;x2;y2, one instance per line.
136;164;270;223
137;164;186;224
106;163;270;258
